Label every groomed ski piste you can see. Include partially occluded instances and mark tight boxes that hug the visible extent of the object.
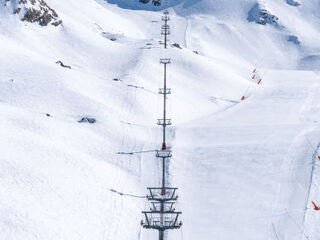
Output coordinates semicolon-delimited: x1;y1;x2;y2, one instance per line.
1;0;320;239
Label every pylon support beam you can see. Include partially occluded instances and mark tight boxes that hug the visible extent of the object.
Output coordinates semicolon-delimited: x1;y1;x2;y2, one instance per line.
160;58;171;64
157;119;172;126
159;88;171;94
150;201;176;212
156;149;172;158
147;187;178;202
142;211;182;230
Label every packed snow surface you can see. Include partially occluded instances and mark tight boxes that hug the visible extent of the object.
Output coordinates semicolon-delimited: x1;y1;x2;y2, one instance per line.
1;0;320;239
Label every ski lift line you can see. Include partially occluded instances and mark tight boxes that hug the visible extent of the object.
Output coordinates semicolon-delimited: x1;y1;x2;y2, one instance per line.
108;188;147;199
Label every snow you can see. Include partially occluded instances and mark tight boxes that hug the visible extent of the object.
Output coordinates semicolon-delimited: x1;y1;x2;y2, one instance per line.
1;0;320;239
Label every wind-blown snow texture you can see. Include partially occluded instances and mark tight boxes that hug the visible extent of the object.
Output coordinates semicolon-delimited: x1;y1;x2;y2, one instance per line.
1;0;320;240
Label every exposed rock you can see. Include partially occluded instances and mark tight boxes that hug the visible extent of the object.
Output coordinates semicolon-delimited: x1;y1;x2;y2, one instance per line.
152;0;161;6
171;43;182;49
56;61;71;69
286;0;301;7
4;0;62;26
193;51;199;55
287;35;300;46
78;117;96;124
139;0;161;6
247;3;283;29
101;32;122;42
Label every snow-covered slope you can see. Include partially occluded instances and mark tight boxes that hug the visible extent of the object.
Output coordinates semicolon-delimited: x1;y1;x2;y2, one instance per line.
1;0;320;239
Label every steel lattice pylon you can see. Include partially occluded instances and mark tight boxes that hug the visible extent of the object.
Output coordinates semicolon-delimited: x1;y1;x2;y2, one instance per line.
141;10;182;240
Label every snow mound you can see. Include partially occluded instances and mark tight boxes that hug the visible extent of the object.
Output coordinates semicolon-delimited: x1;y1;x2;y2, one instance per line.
299;55;320;70
4;0;62;26
247;3;283;29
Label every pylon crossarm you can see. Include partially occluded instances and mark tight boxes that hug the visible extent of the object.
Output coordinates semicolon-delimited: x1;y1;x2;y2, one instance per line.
143;210;181;214
156;149;172;158
151;202;175;212
147;187;178;201
162;24;170;30
162;16;170;21
157;119;172;126
159;88;171;94
141;211;182;230
160;58;171;64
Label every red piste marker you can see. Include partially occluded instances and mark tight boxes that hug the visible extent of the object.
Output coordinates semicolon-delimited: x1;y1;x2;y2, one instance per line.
312;201;319;211
318;156;320;161
253;69;256;73
252;75;256;79
258;79;262;85
241;96;245;101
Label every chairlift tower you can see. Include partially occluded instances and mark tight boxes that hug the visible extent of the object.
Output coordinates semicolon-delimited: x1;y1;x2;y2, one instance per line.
161;10;170;49
141;11;182;240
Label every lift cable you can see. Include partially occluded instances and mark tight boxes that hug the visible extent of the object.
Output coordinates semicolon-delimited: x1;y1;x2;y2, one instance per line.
116;149;159;155
108;188;147;199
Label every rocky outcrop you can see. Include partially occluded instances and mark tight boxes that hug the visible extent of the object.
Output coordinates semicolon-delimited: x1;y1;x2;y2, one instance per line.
247;3;283;29
4;0;62;26
287;35;300;46
286;0;301;7
139;0;161;6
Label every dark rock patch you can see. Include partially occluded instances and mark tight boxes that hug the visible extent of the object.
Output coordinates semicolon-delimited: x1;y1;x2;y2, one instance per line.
139;0;161;6
171;43;182;49
247;3;283;29
286;0;301;6
56;61;71;69
152;0;161;6
78;117;96;124
287;35;300;46
5;0;62;26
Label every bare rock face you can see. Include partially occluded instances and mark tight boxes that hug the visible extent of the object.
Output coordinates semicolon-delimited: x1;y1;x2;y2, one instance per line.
247;3;283;29
139;0;161;6
286;0;301;7
4;0;62;26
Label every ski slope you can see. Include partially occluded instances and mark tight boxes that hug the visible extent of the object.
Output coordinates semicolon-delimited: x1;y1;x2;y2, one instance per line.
172;70;320;240
1;0;320;239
